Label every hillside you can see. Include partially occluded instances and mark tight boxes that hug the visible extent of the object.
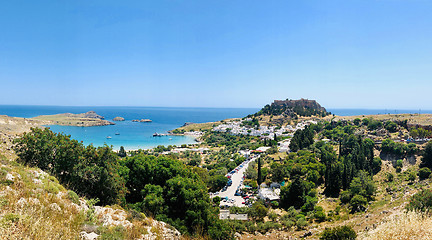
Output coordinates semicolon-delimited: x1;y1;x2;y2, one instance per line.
0;151;181;240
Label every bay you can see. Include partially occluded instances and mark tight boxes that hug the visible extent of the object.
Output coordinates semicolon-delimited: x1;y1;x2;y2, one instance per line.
0;105;258;150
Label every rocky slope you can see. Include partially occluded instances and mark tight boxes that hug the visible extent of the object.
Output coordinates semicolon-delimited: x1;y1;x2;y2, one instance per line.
0;148;181;240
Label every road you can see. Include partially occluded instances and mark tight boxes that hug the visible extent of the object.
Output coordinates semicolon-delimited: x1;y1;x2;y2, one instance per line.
218;156;256;207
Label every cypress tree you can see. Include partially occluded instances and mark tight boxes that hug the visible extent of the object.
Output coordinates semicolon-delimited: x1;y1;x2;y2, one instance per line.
257;157;262;187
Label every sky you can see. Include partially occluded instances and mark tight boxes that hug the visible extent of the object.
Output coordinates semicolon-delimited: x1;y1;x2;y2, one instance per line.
1;0;431;109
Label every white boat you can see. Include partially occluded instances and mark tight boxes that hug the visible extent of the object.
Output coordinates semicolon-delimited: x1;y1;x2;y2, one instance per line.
106;136;112;139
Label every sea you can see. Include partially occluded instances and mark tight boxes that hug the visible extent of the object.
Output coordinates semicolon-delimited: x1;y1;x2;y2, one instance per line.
1;105;431;150
0;105;258;150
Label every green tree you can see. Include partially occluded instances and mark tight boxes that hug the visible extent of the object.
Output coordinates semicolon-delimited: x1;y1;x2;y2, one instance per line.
353;118;361;126
249;202;268;221
270;162;286;183
257;157;262;186
140;184;164;215
350;194;367;213
280;177;307;209
349;170;376;201
118;146;127;157
419;167;432;180
420;142;432;169
13;128;126;205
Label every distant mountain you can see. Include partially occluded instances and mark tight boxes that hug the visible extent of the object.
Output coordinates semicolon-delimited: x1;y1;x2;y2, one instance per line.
255;98;329;117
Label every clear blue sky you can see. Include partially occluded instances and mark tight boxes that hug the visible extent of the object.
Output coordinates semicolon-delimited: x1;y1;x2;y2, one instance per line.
1;0;431;109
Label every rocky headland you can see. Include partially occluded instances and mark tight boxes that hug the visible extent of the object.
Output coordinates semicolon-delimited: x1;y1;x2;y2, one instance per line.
32;111;115;127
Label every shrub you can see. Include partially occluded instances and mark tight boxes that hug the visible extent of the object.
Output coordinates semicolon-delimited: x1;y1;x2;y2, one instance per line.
406;189;432;212
296;217;308;230
396;159;403;173
320;225;356;240
350;194;367;213
418;167;431;180
407;171;417;182
340;190;351;204
314;208;326;222
372;157;382;174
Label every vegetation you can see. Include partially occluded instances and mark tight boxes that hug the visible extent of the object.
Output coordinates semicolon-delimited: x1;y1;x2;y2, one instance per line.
320;225;356;240
406;189;432;212
13;128;126;205
289;126;315;152
13;128;233;238
255;99;329;117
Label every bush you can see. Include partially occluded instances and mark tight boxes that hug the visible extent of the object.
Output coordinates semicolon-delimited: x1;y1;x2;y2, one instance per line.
320;225;356;240
396;159;403;173
207;219;235;240
407;171;417;182
372;157;382;174
406;189;432;212
296;217;308;230
350;194;367;213
314;208;326;222
340;190;351;204
419;167;432;180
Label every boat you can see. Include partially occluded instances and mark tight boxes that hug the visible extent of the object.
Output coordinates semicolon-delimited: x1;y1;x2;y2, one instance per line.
169;138;172;140
153;132;164;137
115;133;120;135
106;136;112;139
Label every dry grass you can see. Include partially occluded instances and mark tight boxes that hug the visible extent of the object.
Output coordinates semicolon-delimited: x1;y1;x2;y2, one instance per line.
0;165;84;239
359;211;432;240
333;113;432;127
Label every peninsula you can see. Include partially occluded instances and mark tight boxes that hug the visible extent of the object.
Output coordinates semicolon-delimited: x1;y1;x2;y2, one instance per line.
32;111;115;126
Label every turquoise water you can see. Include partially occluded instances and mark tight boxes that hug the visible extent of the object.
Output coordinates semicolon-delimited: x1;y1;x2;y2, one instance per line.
0;105;258;150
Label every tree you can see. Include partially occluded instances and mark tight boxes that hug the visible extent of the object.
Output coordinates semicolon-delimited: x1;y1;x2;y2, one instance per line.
420;142;432;169
270;162;286;183
350;194;367;213
371;157;382;174
118;146;127;157
384;121;398;133
419;167;432;180
13;128;126;205
257;157;262;186
290;126;314;152
209;175;228;192
140;184;164;215
349;170;376;201
249;202;268;221
280;177;307;209
353;118;361;126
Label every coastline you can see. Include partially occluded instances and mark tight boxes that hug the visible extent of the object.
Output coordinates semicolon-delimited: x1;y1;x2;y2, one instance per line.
3;110;432;152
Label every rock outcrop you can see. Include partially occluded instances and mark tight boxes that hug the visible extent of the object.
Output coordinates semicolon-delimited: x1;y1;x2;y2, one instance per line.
113;117;125;121
132;119;152;123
